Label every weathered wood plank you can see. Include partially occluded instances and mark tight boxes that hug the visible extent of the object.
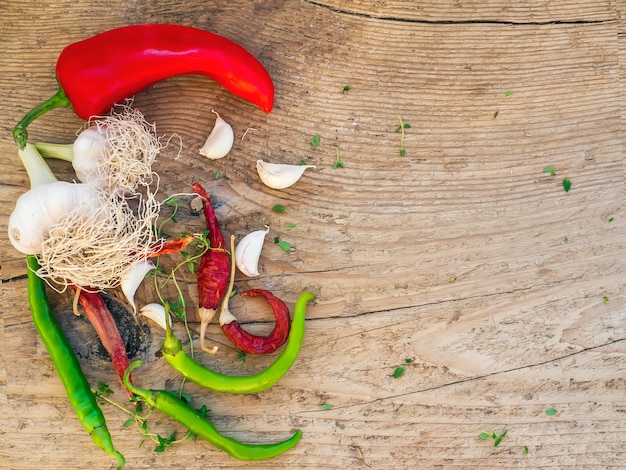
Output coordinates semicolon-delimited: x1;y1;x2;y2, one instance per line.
1;0;625;469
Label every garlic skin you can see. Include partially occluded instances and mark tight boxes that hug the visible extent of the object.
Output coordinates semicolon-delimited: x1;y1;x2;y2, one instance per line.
8;182;101;254
121;258;155;313
199;110;234;159
235;226;270;277
256;160;316;189
139;303;171;331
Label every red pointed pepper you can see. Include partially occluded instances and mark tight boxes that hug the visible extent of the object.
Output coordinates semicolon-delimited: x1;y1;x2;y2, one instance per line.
13;24;274;148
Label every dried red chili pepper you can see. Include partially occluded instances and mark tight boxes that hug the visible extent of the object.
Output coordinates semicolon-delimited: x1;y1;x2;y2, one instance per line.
147;234;195;258
70;285;133;398
221;289;291;354
192;182;230;354
13;24;274;148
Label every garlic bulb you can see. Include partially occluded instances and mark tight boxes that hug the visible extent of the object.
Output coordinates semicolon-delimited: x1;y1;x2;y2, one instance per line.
199;110;234;159
121;258;155;313
256;160;315;189
139;303;171;330
8;181;101;254
72;126;114;187
235;226;270;277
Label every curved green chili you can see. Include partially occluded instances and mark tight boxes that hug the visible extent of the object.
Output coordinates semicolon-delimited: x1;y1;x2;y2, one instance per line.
123;361;301;460
162;291;315;394
26;255;125;469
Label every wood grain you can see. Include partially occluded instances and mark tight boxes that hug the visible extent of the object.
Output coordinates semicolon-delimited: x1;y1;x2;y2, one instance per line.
2;1;626;468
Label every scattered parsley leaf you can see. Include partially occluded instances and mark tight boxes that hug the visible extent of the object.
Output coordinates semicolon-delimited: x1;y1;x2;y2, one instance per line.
310;134;321;148
608;217;614;222
272;204;287;213
564;236;569;244
97;382;113;395
545;407;557;416
603;296;609;304
321;403;333;410
214;170;221;180
299;159;308;166
333;148;345;169
493;111;499;119
342;85;352;94
493;430;507;447
286;223;296;229
505;90;514;96
524;445;529;454
122;419;135;427
562;177;571;192
237;351;247;363
393;366;405;378
449;276;457;282
278;240;292;251
543;166;556;176
404;358;414;364
479;432;493;440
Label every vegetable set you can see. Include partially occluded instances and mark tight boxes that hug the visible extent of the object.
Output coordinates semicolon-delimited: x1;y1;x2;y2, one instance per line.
10;24;316;468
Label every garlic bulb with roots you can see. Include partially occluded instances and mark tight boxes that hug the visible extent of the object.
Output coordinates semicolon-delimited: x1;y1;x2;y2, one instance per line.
8;181;102;255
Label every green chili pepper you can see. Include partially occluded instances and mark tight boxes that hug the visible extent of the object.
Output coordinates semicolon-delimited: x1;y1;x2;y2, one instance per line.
26;255;125;469
123;361;302;460
162;291;315;394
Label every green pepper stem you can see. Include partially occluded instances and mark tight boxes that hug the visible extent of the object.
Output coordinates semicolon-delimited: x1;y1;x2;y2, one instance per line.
122;361;153;404
13;82;72;149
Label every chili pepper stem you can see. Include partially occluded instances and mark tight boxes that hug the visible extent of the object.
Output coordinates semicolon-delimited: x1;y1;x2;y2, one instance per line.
13;82;72;148
218;235;238;326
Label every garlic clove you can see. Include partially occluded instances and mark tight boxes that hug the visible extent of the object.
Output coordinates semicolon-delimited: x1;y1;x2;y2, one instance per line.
139;303;171;331
256;160;316;190
199;110;234;159
235;226;270;277
121;258;155;313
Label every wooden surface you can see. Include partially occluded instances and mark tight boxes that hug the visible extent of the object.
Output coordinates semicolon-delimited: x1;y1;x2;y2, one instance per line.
2;1;626;469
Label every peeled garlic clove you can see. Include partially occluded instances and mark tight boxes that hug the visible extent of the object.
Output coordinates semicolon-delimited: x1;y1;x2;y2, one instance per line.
199;110;234;159
121;259;155;313
139;303;171;331
256;160;316;190
235;226;270;277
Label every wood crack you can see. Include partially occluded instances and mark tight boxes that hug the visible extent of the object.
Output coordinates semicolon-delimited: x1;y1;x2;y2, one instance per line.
303;0;614;26
302;337;626;413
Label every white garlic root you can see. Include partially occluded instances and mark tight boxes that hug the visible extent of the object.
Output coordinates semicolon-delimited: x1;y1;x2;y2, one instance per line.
235;226;269;277
199;110;234;159
256;160;315;189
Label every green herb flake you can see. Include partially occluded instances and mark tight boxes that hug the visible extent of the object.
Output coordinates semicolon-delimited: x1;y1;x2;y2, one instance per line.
122;419;135;427
479;432;492;440
505;90;515;96
562;177;571;192
342;85;352;94
237;351;247;363
214;170;221;180
286;223;296;229
404;358;414;364
524;445;529;454
603;296;609;304
545;407;557;416
608;217;614;222
392;366;405;378
97;382;113;395
564;236;569;244
321;403;333;410
493;111;499;119
333;148;345;169
278;240;292;251
493;430;507;447
543;166;556;176
449;276;457;283
272;204;287;213
310;134;321;148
